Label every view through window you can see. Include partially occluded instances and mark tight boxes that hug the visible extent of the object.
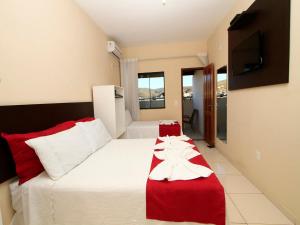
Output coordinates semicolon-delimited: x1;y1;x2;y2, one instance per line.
138;72;165;109
217;72;227;97
183;75;193;100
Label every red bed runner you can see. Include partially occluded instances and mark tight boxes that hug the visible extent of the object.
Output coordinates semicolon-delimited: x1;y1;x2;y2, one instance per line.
159;122;181;137
146;139;225;225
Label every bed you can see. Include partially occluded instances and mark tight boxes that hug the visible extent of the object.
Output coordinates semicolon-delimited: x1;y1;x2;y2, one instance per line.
11;139;156;225
122;110;181;138
0;103;225;225
10;138;225;225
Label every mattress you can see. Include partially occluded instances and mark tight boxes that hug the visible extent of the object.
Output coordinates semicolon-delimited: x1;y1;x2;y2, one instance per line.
11;139;208;225
124;121;159;139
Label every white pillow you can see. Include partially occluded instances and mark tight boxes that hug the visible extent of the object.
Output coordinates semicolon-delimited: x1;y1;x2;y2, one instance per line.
125;110;133;126
76;119;112;150
25;125;94;180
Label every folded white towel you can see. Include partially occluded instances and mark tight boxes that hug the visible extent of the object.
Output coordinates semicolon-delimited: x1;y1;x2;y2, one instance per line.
153;139;194;150
158;135;191;142
159;120;176;125
149;155;213;181
150;136;213;181
154;147;200;161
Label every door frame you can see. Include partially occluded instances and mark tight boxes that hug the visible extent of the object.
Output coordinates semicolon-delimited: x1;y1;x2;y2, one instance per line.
180;67;204;133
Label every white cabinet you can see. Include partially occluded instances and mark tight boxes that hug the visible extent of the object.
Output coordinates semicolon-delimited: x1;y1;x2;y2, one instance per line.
93;85;125;138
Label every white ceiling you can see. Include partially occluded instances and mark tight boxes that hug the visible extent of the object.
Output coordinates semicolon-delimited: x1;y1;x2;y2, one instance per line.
74;0;238;47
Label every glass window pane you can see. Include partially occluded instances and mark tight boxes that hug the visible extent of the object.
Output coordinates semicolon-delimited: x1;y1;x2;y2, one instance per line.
183;75;193;87
138;77;150;109
138;72;165;109
217;73;227;97
150;77;164;108
183;75;193;100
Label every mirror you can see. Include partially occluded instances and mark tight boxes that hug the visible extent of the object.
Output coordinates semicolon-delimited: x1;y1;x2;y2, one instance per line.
217;66;227;142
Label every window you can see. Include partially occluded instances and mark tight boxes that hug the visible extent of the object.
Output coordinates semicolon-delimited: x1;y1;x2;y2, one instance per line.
138;72;165;109
182;75;193;100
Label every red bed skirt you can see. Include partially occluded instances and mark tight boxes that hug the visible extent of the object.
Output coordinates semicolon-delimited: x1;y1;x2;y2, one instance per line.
146;139;225;225
159;122;181;137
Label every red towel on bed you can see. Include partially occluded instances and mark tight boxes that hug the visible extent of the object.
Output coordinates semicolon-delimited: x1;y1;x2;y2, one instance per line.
159;122;181;137
146;139;225;225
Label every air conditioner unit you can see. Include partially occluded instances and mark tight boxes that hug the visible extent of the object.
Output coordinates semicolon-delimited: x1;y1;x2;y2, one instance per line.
107;41;122;59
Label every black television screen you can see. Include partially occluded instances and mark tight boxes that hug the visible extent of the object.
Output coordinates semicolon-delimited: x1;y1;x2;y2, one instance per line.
232;31;263;76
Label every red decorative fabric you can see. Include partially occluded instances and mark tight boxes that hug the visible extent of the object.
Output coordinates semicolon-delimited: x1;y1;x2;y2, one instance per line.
76;117;95;122
1;121;75;184
159;122;181;137
146;139;225;225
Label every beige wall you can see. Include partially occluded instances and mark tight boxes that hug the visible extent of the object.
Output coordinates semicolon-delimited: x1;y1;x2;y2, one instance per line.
123;40;206;123
0;180;14;225
0;0;120;224
208;0;300;223
0;0;120;105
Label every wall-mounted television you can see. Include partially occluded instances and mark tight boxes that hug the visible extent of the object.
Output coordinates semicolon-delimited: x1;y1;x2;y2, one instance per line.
228;0;290;90
232;31;263;76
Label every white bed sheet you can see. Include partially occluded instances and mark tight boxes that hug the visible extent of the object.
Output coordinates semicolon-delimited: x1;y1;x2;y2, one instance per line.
123;121;160;139
12;139;207;225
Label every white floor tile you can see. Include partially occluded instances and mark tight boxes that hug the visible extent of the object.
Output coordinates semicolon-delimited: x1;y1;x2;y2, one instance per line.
193;142;292;225
195;141;209;150
218;175;261;194
229;194;293;225
209;160;241;175
246;224;293;225
226;194;246;224
202;151;228;163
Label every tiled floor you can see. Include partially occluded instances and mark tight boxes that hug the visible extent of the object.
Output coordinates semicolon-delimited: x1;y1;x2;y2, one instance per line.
183;125;203;140
195;141;294;225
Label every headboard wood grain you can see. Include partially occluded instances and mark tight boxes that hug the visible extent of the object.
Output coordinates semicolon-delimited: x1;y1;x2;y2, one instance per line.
0;102;94;183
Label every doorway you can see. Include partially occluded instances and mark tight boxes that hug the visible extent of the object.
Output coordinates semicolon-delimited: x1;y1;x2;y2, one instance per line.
181;67;204;140
217;66;228;142
181;64;216;146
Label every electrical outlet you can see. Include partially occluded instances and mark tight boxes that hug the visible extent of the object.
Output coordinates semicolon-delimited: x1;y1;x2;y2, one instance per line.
256;150;261;161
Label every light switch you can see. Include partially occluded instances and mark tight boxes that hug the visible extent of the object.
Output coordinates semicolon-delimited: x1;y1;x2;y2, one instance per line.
256;150;261;161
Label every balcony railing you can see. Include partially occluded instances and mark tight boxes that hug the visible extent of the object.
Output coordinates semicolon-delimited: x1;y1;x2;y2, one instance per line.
139;97;165;109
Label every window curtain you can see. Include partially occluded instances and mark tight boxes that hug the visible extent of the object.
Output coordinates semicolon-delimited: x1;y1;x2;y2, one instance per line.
120;58;140;120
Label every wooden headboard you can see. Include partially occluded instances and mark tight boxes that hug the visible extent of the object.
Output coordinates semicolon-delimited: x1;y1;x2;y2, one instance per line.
0;102;94;183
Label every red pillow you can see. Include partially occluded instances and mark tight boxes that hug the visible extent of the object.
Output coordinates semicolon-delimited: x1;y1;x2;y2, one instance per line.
1;121;75;184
